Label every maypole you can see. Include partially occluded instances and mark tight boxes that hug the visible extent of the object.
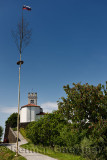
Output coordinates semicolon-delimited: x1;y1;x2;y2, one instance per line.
15;5;31;156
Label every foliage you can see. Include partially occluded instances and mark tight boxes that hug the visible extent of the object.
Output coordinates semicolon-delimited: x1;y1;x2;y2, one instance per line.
20;128;26;138
20;128;30;142
59;124;79;147
80;137;93;159
58;82;107;126
5;113;18;128
0;126;3;141
88;119;107;160
26;113;67;146
25;82;107;160
57;82;107;159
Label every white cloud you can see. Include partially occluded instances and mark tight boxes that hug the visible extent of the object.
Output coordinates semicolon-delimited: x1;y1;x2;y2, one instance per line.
41;102;58;113
0;102;58;114
0;107;17;114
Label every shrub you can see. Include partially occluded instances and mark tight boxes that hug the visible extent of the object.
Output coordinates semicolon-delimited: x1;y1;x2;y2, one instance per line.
80;137;93;159
60;125;80;147
89;120;107;160
26;113;67;147
80;119;107;160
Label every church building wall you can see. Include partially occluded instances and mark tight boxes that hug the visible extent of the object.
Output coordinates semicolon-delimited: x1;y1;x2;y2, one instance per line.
20;106;40;123
20;92;45;123
20;107;28;123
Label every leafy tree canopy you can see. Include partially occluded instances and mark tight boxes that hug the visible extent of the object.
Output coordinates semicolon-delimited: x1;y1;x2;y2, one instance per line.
26;112;67;146
0;126;3;141
5;113;18;128
58;82;107;126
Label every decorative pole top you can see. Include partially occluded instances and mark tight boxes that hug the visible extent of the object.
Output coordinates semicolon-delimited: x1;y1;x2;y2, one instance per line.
17;61;24;65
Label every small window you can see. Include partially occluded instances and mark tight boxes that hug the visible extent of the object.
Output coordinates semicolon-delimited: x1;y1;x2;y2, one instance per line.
30;100;34;104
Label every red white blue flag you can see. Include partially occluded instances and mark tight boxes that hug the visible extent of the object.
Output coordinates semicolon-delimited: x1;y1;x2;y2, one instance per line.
23;5;31;11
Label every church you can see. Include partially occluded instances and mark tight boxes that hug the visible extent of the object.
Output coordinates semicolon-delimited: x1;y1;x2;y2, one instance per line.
20;92;45;124
4;92;45;143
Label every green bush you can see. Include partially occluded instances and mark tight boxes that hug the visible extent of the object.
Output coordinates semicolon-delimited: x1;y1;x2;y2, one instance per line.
80;119;107;160
59;125;79;147
26;113;67;147
89;120;107;160
80;137;92;159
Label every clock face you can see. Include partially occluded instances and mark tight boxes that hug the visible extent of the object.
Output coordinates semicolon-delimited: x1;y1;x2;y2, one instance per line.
30;100;34;104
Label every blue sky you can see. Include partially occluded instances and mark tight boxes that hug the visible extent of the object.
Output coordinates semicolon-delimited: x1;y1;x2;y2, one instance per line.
0;0;107;136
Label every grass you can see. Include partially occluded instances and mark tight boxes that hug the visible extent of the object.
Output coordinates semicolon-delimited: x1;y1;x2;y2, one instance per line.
20;128;26;138
21;143;86;160
20;128;30;142
12;127;17;131
0;146;26;160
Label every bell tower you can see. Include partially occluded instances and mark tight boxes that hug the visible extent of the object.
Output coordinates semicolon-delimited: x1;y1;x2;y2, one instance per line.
28;92;37;105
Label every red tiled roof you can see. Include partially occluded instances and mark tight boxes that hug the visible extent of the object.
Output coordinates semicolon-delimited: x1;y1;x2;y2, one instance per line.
36;112;46;115
21;104;40;108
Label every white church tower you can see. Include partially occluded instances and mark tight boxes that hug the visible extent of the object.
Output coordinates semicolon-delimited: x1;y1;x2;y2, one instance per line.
20;92;45;124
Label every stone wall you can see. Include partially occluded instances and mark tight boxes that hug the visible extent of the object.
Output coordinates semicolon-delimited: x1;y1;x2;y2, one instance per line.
4;124;17;143
4;122;30;143
8;128;17;143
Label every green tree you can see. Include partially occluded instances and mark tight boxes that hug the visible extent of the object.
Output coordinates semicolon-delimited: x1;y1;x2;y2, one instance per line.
58;82;107;159
5;113;18;128
26;112;67;147
58;82;107;127
0;126;3;141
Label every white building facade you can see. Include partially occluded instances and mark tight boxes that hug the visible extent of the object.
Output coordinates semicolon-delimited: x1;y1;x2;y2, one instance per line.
20;93;45;123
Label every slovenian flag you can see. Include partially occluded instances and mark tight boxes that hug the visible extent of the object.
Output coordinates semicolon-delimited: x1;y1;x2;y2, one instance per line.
23;5;31;11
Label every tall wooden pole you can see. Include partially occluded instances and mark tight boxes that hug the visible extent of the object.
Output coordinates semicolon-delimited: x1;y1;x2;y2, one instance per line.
15;5;31;155
16;7;24;157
